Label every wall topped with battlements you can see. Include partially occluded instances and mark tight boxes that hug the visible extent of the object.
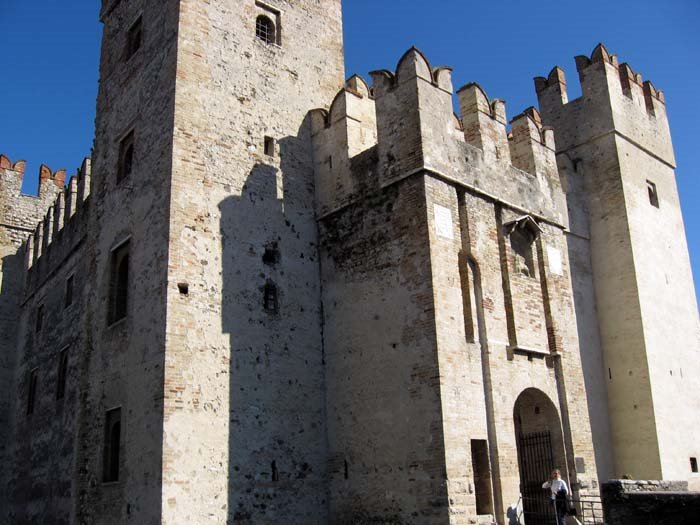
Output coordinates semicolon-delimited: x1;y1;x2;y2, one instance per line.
0;154;66;248
0;152;91;296
535;43;674;166
311;48;566;228
23;157;91;297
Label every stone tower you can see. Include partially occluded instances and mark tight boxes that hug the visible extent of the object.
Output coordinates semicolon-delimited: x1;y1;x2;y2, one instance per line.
311;48;599;523
73;0;344;523
536;44;700;484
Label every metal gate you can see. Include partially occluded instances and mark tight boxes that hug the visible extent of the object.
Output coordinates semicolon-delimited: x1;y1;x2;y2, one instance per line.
517;431;555;525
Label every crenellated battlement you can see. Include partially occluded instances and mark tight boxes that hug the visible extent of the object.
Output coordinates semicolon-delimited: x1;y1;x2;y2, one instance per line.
24;157;91;271
14;157;92;298
310;48;566;225
0;153;68;251
535;43;675;167
310;75;378;217
536;44;666;112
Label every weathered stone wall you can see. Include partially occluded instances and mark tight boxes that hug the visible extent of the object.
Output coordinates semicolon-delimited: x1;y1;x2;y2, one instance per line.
0;156;64;516
536;44;700;484
163;0;345;522
313;48;599;525
320;173;450;524
71;1;181;523
2;4;697;522
601;480;700;525
4;166;89;523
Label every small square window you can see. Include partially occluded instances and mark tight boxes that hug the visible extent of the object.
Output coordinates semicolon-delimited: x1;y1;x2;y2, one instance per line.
647;180;659;208
65;275;74;309
125;17;143;60
117;131;135;184
264;136;275;158
691;457;698;474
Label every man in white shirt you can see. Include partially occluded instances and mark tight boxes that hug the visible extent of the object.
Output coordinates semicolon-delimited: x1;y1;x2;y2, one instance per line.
542;469;569;524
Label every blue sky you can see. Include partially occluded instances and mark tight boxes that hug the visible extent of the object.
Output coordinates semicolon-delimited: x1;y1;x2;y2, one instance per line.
1;1;698;297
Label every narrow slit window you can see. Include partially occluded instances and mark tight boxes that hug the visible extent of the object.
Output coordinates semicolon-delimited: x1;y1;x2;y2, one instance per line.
103;407;122;483
117;131;135;183
125;16;143;60
108;241;130;325
691;457;698;474
647;180;659;208
264;136;275;158
271;460;279;482
65;275;74;308
56;348;69;401
256;15;276;45
27;368;39;416
36;304;44;333
263;282;278;313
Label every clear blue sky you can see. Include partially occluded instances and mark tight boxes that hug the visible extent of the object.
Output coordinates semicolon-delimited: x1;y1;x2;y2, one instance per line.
1;1;698;296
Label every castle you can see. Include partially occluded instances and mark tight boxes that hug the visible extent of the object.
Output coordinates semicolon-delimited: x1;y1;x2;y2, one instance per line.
1;1;698;524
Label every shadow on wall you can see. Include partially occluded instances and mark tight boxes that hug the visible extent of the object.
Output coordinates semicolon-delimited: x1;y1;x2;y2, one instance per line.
0;251;25;519
219;119;326;524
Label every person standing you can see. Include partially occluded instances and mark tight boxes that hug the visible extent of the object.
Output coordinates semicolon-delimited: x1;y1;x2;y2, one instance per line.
542;469;569;525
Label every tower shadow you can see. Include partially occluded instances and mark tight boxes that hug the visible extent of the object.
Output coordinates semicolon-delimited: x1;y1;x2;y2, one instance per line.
220;122;327;524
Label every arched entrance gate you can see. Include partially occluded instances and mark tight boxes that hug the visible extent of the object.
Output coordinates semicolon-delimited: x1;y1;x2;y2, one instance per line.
513;388;568;525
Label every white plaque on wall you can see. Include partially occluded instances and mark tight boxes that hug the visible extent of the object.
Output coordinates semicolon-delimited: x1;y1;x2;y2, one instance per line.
547;245;563;276
434;205;454;240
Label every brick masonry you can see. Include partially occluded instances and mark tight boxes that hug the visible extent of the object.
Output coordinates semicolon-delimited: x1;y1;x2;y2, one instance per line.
0;3;698;525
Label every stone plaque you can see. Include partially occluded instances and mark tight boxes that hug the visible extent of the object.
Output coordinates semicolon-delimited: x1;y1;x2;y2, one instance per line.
547;245;563;276
434;205;454;240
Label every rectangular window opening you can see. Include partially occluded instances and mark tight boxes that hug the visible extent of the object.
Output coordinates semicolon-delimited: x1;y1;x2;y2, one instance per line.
691;457;698;474
65;275;74;308
117;131;135;184
125;16;143;60
103;407;122;483
36;304;44;333
108;241;130;325
647;180;659;208
56;348;69;401
263;282;279;314
471;439;495;515
27;368;39;416
264;136;275;157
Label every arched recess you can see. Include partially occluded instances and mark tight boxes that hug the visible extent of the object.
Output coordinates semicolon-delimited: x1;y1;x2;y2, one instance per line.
513;388;568;525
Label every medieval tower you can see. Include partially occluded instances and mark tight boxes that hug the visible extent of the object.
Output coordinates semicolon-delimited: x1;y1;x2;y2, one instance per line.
535;44;700;484
0;2;698;525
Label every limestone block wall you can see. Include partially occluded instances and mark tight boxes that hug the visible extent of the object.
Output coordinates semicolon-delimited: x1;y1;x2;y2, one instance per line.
163;0;344;522
536;44;700;483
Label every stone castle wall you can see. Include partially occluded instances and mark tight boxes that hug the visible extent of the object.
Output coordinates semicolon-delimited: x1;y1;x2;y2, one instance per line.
537;44;700;485
1;4;698;524
312;49;598;523
0;157;66;517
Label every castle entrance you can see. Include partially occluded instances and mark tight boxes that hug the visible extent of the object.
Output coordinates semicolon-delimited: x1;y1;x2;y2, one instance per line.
513;389;567;525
